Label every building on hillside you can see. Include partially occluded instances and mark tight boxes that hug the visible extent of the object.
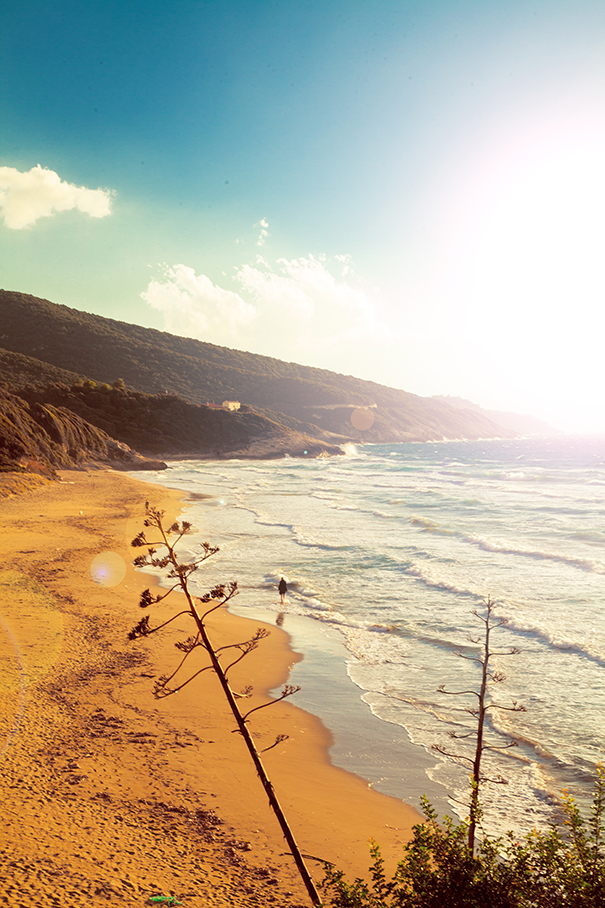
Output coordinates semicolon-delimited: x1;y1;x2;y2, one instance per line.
222;400;241;411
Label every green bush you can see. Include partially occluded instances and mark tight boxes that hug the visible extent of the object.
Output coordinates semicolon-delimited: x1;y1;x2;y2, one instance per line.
321;766;605;908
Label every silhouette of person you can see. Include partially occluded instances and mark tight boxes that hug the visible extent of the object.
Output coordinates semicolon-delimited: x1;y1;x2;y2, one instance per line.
278;577;287;605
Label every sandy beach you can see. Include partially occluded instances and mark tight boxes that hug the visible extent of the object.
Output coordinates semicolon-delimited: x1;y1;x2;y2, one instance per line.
0;469;421;907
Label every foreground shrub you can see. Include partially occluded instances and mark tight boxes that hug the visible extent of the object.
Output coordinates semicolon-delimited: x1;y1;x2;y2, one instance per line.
321;766;605;908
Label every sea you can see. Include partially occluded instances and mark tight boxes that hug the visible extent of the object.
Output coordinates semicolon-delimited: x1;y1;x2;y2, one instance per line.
135;435;605;840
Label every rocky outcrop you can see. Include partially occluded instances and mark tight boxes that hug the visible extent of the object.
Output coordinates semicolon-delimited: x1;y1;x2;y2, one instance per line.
0;389;167;474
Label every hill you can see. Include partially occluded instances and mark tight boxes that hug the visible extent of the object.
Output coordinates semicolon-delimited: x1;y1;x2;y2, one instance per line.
0;289;543;446
12;381;344;461
0;388;166;475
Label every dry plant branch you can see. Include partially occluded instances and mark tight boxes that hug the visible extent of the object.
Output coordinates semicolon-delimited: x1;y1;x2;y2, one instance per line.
433;596;526;854
128;506;320;906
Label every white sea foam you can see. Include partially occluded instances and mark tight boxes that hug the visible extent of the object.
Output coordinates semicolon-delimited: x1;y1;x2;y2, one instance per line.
404;562;482;600
136;435;605;836
462;533;605;574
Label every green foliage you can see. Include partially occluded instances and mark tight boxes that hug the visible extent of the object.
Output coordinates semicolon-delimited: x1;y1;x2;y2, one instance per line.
320;767;605;908
0;347;85;388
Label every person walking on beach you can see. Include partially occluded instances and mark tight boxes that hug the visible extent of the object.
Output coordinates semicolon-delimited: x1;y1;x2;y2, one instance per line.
278;577;288;605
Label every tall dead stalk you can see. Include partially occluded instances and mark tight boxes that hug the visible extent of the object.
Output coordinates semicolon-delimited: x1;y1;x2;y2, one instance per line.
433;596;526;854
128;506;321;906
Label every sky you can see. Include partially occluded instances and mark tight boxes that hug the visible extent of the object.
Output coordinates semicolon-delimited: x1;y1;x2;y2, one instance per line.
2;0;605;433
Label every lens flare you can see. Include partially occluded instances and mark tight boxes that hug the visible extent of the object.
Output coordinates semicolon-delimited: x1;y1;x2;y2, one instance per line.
350;407;375;431
90;551;127;587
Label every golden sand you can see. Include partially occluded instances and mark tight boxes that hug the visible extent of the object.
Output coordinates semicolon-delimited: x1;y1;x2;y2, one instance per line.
0;470;421;907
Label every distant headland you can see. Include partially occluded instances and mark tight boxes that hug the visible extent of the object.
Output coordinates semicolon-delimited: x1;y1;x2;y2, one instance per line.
0;289;559;475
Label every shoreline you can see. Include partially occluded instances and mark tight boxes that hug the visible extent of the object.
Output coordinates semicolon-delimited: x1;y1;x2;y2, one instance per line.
0;469;422;907
141;462;452;820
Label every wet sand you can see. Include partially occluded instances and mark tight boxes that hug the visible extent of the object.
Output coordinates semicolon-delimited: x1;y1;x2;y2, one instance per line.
0;470;421;907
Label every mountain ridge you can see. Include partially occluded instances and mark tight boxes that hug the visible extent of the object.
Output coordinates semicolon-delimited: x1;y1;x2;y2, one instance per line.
0;290;559;463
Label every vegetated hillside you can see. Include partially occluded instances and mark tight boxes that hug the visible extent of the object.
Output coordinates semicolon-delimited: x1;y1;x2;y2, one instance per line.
14;382;343;459
0;290;526;442
0;348;86;387
0;388;166;474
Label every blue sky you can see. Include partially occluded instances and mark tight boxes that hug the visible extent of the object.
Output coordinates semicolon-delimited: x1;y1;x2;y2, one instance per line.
2;0;605;432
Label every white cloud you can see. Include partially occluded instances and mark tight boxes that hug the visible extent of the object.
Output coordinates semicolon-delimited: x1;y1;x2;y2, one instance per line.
141;253;394;366
0;164;113;229
255;217;269;246
236;260;316;320
236;254;390;348
141;264;256;337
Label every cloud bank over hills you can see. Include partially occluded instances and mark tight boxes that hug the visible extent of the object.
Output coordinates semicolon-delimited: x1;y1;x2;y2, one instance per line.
141;253;392;365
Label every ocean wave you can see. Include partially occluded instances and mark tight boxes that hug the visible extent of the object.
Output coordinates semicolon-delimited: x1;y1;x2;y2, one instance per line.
280;599;377;631
248;510;298;532
378;691;565;836
146;440;605;837
375;689;463;726
262;573;342;616
570;529;605;543
264;574;389;634
406;505;605;575
310;490;360;510
411;516;437;530
343;620;479;668
427;758;559;838
343;627;410;665
534;489;603;504
463;533;605;574
292;530;353;551
404;562;482;600
501;614;605;667
410;515;457;536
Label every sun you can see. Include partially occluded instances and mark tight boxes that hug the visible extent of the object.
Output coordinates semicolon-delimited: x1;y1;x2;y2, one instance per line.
434;107;605;432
